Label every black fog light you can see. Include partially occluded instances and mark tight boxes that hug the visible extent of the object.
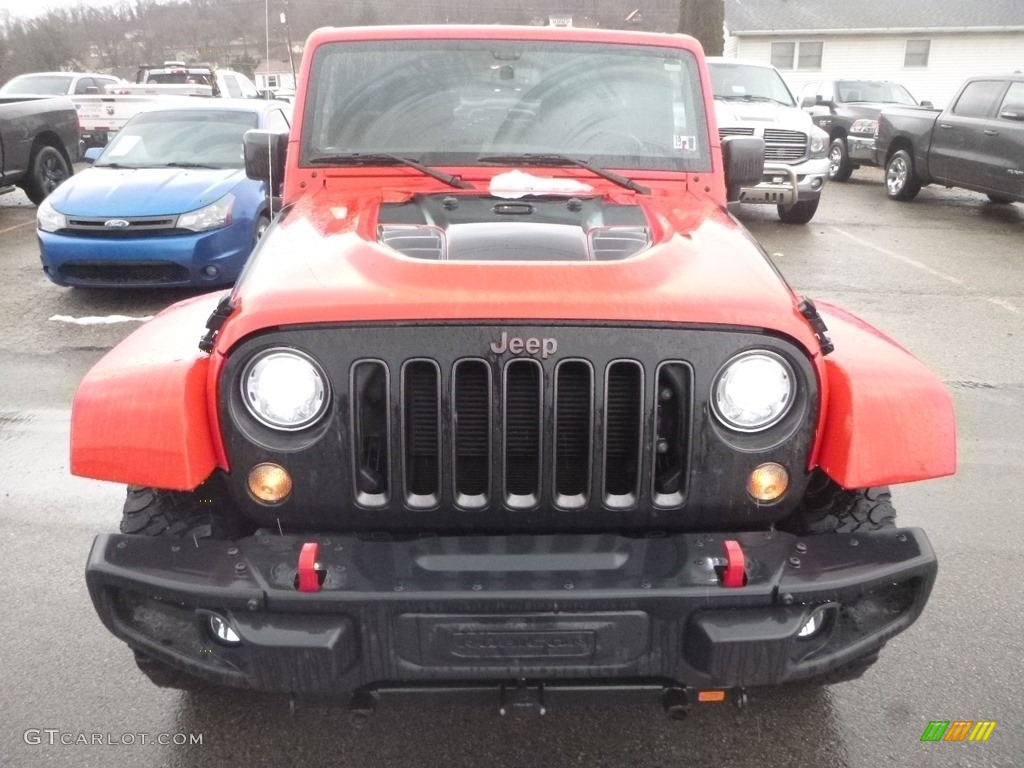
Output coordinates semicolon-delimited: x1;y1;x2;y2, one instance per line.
797;607;827;639
208;614;241;646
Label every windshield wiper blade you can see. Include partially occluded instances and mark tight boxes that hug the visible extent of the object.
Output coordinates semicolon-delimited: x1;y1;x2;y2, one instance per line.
94;162;136;169
477;153;650;195
308;152;474;189
163;161;219;169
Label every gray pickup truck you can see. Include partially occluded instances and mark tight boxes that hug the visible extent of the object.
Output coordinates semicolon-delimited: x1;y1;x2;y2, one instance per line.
0;95;79;204
875;75;1024;204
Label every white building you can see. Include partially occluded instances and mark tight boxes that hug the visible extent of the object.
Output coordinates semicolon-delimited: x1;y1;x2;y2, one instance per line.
724;0;1024;108
254;59;296;91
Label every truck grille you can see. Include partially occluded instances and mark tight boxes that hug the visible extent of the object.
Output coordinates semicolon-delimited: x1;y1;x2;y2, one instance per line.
717;128;808;164
762;129;807;163
221;325;818;532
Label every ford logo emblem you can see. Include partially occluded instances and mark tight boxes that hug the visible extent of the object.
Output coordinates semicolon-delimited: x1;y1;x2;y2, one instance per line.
103;219;130;228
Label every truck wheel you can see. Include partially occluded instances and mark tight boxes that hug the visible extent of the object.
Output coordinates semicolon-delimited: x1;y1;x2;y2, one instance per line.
21;145;71;205
120;475;246;540
776;197;820;225
885;149;921;201
782;472;896;535
986;194;1014;204
827;138;853;182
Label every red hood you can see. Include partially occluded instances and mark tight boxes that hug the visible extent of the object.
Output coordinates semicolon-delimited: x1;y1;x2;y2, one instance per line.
217;186;820;354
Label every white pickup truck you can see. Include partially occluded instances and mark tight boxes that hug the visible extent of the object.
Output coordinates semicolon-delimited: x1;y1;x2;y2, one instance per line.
74;64;261;148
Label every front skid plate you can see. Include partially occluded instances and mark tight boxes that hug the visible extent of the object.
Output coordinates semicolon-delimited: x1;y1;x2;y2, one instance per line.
86;528;937;693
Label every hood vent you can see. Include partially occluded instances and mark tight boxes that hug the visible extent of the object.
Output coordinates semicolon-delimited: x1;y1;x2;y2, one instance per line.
379;225;445;260
589;227;650;261
377;194;652;262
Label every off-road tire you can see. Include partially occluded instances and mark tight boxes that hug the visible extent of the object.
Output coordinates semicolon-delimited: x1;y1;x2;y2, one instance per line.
780;474;895;684
120;475;245;539
782;472;897;535
987;193;1014;204
21;144;71;205
777;197;820;225
885;149;922;201
827;137;854;182
121;475;246;691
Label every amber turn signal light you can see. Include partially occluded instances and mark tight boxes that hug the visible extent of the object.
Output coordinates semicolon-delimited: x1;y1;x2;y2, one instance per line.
248;463;292;503
747;462;789;502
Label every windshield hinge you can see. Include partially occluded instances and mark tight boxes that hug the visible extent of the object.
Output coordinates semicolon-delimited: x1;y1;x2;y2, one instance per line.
798;298;835;356
198;294;235;354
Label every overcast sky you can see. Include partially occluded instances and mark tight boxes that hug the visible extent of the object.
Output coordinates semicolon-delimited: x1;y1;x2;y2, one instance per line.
0;0;117;20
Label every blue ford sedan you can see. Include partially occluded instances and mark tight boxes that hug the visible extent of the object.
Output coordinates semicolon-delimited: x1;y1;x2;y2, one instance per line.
38;99;291;288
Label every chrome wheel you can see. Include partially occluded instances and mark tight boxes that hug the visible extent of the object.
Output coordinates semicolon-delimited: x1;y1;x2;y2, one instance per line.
886;155;908;195
828;144;843;176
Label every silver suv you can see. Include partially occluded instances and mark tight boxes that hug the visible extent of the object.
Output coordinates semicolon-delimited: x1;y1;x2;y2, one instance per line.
707;58;830;224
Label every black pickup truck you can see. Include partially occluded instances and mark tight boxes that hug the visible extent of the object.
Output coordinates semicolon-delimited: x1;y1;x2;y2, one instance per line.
798;79;929;182
875;75;1024;203
0;95;78;204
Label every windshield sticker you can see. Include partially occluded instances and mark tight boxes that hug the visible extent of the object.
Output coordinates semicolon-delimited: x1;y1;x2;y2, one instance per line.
673;135;697;151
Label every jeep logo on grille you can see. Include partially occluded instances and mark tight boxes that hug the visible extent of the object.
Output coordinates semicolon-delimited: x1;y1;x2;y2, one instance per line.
103;219;130;228
490;332;557;359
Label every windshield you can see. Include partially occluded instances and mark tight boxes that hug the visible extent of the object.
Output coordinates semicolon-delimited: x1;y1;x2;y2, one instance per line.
95;110;257;169
707;62;795;106
302;40;711;172
837;81;917;104
0;74;74;95
146;72;213;86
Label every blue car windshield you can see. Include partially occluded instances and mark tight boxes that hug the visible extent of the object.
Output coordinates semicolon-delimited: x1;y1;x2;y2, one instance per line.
302;39;711;172
95;110;258;169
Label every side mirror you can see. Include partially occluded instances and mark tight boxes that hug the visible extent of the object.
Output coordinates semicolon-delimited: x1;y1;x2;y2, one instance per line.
920;100;934;109
999;105;1024;121
85;86;99;95
722;135;765;202
800;96;816;108
83;147;103;164
815;95;835;109
244;129;288;187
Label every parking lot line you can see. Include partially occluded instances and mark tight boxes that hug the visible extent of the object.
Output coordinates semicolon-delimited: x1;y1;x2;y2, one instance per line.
0;219;34;235
830;226;963;285
831;225;1019;315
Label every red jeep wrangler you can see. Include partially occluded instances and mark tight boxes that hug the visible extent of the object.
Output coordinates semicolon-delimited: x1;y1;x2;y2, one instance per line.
76;25;955;716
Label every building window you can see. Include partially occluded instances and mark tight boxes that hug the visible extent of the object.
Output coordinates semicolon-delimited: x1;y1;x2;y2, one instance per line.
266;74;279;88
771;41;823;71
904;39;930;67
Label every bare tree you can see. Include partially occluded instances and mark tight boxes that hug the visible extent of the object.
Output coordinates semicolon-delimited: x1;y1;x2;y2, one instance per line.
677;0;724;56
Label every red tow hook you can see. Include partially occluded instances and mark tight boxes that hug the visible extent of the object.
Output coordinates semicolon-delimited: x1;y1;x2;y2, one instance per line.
296;542;322;593
721;540;746;588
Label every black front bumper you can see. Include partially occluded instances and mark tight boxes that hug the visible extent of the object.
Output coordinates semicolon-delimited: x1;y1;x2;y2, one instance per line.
86;527;936;697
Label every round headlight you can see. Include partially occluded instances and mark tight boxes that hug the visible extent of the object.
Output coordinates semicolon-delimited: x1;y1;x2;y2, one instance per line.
242;348;329;430
712;351;795;432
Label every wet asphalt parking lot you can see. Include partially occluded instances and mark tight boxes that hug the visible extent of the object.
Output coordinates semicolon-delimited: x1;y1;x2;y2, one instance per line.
0;169;1022;767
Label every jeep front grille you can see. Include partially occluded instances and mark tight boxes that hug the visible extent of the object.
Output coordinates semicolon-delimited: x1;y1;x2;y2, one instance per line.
347;354;689;513
221;325;818;532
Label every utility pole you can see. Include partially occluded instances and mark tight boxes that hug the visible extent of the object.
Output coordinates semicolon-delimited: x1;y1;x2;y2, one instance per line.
281;0;296;87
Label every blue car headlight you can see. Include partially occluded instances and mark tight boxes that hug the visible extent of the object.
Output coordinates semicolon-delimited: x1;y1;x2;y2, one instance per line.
37;197;66;233
177;193;235;232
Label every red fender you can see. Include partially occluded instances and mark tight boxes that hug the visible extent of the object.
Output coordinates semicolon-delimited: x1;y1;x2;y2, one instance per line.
814;302;956;488
70;292;225;491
